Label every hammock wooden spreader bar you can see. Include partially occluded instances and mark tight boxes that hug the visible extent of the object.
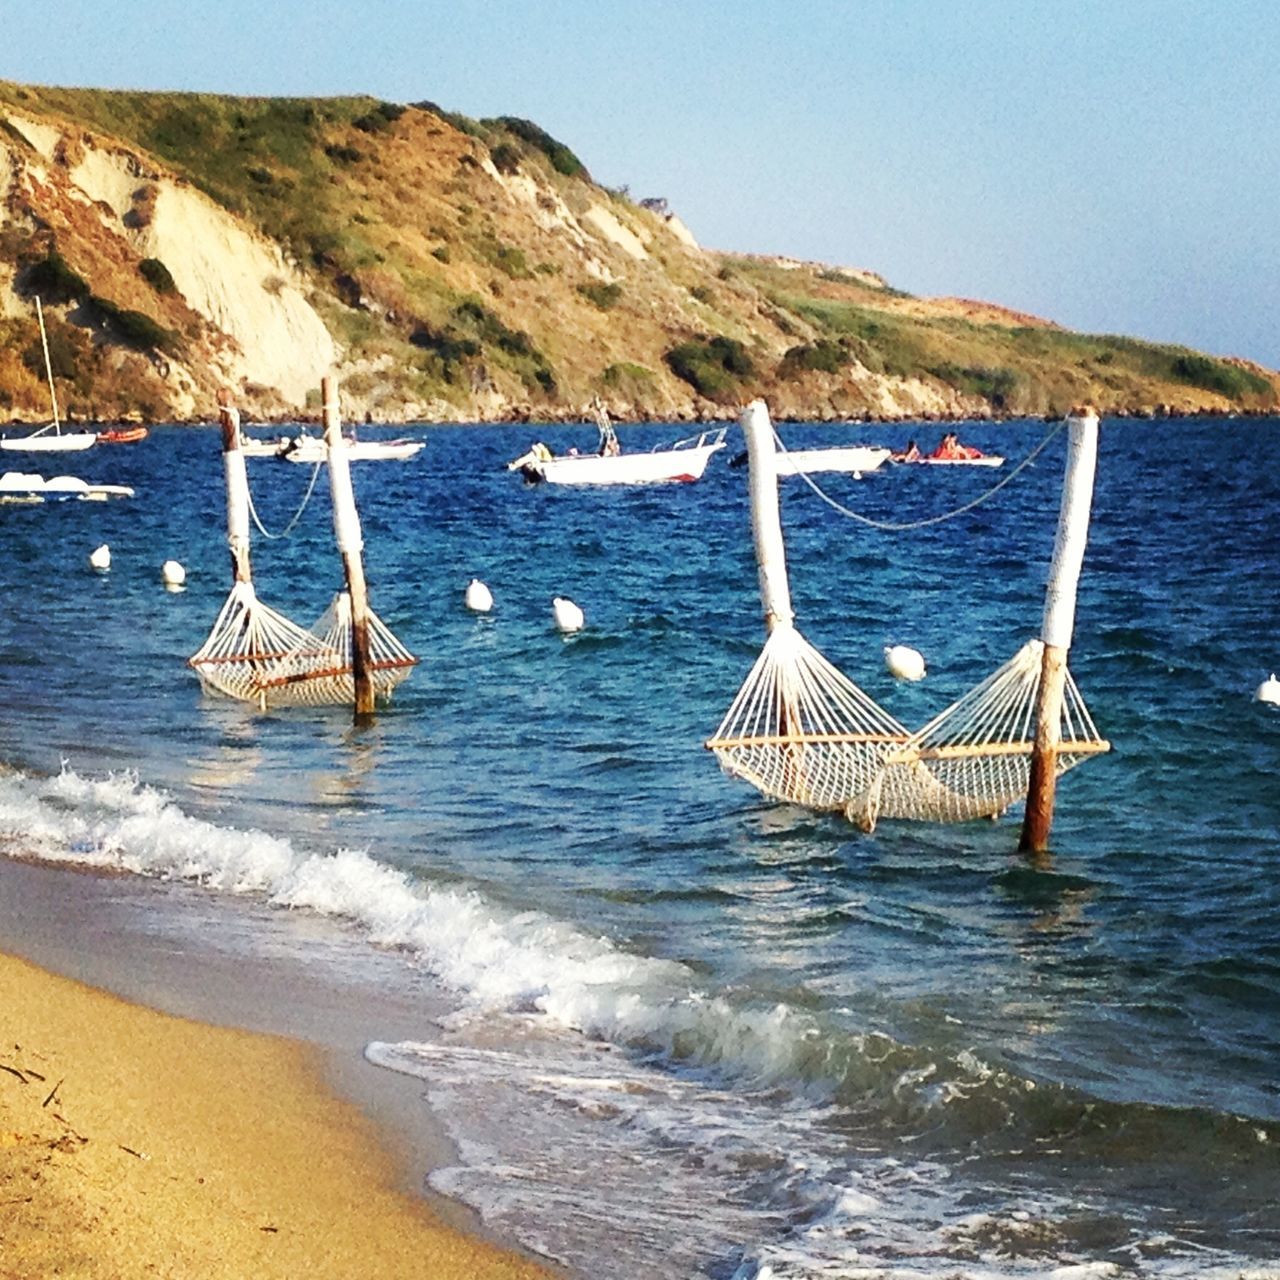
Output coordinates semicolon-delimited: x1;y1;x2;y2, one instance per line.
707;401;1109;834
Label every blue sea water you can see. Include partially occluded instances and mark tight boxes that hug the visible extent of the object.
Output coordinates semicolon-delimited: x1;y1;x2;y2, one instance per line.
1;416;1278;1278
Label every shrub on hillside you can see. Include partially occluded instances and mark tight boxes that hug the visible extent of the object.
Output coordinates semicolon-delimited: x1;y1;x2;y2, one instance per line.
477;238;532;279
779;340;850;378
324;143;363;164
928;363;1021;407
489;142;521;174
23;251;89;305
665;336;754;401
488;116;587;178
85;296;179;354
577;281;623;310
139;258;177;294
353;102;406;134
1171;353;1269;400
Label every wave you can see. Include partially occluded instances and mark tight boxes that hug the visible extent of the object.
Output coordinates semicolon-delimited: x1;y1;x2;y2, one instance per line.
4;767;1277;1160
3;764;1278;1276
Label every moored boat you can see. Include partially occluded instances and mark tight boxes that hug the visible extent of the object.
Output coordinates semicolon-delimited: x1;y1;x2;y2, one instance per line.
773;445;891;476
509;399;726;485
0;470;134;501
96;426;149;444
0;299;97;454
277;433;425;463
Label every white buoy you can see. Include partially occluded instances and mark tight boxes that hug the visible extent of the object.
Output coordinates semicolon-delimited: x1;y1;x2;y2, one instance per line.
1256;674;1280;706
465;578;494;613
552;596;584;634
885;644;926;682
89;543;110;572
161;559;186;588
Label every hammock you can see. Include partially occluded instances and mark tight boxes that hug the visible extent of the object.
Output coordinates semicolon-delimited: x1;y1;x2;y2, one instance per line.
189;397;416;711
707;402;1109;831
708;634;1108;831
251;590;417;707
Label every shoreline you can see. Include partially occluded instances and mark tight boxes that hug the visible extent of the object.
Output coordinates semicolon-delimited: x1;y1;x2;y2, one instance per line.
0;857;559;1279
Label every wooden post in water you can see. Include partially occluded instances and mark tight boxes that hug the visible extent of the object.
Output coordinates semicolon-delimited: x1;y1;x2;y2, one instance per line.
216;388;251;585
322;376;375;721
1019;407;1100;854
740;400;795;636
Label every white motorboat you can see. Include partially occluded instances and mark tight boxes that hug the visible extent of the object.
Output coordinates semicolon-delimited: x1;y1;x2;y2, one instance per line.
276;432;425;463
773;445;892;476
509;429;727;485
509;400;726;486
0;471;134;501
0;299;97;453
238;433;291;457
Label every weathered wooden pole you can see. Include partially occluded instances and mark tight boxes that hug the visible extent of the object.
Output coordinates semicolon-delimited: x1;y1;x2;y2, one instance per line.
216;388;252;585
1019;406;1100;853
321;376;375;721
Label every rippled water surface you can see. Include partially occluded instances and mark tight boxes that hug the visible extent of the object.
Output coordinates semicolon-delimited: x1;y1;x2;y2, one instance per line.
1;417;1278;1277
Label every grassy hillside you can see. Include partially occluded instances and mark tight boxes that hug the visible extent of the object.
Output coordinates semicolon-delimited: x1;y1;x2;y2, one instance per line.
0;80;1275;423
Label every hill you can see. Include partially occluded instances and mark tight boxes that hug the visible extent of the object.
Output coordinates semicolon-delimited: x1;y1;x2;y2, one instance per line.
1;81;1276;424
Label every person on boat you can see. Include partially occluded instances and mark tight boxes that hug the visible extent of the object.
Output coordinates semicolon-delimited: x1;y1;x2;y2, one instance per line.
930;432;984;461
892;439;921;462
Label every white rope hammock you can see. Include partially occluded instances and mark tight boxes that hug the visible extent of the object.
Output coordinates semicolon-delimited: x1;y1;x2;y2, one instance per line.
707;403;1109;831
250;591;417;707
189;402;416;711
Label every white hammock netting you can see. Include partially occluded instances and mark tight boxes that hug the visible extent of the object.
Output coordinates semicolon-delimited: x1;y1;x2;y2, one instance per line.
707;628;1108;831
189;581;416;709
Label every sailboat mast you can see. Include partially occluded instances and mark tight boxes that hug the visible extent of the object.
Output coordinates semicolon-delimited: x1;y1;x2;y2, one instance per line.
36;297;61;432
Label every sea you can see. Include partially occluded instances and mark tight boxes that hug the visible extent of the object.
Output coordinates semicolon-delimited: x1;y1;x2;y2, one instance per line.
1;416;1278;1279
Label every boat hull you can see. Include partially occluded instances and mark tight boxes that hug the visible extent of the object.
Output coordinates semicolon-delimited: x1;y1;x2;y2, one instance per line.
279;438;425;463
0;432;98;452
519;436;726;486
774;446;891;476
912;455;1004;467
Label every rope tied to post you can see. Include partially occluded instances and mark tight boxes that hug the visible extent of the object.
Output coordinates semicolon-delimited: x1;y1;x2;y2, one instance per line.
772;420;1067;531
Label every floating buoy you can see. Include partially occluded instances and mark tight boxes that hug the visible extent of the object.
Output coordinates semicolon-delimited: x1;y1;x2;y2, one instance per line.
465;578;493;613
884;644;926;682
161;559;186;588
552;596;584;634
89;544;110;572
1256;673;1280;706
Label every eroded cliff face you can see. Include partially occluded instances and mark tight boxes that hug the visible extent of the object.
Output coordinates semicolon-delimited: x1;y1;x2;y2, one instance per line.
2;111;334;416
0;84;1274;424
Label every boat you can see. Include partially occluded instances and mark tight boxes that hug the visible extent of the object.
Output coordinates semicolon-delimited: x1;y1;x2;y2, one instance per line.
508;401;727;486
97;426;149;444
0;470;134;502
773;445;892;477
910;455;1004;468
238;433;292;458
0;299;98;453
276;432;426;463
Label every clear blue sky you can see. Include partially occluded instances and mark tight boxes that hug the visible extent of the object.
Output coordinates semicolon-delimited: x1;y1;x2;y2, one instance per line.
6;0;1279;367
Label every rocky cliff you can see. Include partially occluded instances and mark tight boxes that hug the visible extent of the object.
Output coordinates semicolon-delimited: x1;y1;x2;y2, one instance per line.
1;81;1275;424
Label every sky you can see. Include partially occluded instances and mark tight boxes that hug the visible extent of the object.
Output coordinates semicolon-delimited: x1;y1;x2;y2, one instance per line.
4;0;1279;367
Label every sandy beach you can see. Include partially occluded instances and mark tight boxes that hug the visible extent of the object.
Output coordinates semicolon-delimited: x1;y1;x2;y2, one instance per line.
0;948;552;1279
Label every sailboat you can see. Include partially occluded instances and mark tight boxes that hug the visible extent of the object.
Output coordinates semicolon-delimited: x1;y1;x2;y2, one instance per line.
0;299;97;453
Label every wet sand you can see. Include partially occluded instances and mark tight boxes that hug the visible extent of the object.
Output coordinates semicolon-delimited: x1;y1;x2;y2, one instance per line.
0;859;557;1279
